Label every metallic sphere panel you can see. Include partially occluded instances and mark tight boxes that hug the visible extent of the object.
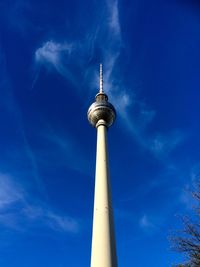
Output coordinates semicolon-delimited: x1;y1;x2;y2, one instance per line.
88;101;116;127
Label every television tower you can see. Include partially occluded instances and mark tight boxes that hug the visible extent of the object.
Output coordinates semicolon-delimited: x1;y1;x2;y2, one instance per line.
88;64;118;267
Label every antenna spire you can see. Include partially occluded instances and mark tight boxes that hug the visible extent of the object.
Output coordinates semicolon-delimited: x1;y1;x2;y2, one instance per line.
99;64;103;93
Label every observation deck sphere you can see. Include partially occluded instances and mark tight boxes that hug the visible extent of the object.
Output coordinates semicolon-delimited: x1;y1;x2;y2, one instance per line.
87;93;116;128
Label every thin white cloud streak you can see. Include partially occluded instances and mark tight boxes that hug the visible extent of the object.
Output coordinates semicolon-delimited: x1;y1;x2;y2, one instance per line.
35;41;73;66
33;0;128;116
33;0;128;114
102;0;184;157
0;46;47;198
34;40;90;91
101;0;126;112
139;214;154;229
33;0;184;158
120;105;184;158
23;205;79;233
107;0;121;36
103;0;185;157
0;45;79;233
149;130;185;158
45;211;79;233
35;41;77;86
116;209;164;235
0;173;23;209
101;0;173;155
0;173;79;233
139;214;163;234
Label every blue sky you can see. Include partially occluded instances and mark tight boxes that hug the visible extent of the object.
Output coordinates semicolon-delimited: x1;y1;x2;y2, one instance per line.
0;0;200;266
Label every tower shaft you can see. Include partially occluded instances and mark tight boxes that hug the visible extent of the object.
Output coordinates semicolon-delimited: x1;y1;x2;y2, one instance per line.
91;119;117;267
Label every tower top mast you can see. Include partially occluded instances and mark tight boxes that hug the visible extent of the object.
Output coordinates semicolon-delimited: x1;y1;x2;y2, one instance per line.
99;63;103;93
88;64;116;128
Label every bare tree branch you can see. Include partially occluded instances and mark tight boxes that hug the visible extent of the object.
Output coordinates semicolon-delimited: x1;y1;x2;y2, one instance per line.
171;183;200;267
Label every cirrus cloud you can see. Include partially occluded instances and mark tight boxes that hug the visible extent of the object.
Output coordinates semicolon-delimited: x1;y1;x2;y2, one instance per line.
0;173;79;234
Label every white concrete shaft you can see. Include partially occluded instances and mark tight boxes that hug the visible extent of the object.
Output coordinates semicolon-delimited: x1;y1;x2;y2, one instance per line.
91;120;118;267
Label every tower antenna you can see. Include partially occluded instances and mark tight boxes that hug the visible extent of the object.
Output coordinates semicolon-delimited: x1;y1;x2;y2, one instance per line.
99;63;103;93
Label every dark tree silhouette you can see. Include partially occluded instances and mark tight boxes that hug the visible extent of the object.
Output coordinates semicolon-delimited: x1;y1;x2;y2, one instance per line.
171;184;200;267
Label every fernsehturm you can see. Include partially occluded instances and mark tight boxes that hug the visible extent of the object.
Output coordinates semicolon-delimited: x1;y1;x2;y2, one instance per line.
87;64;118;267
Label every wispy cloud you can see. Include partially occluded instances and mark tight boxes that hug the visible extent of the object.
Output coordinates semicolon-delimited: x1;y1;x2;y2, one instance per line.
102;0;185;157
33;0;127;112
34;41;77;86
100;0;128;115
22;205;79;233
139;214;162;234
149;130;184;158
139;214;154;229
0;173;79;233
96;0;184;158
44;211;79;233
35;41;73;67
0;173;23;209
107;0;121;35
33;0;184;159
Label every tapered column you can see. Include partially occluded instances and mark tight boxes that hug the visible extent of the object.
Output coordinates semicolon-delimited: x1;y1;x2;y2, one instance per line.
88;64;117;267
90;119;117;267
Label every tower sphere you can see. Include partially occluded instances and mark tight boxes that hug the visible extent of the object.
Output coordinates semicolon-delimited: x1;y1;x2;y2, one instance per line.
87;92;116;128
